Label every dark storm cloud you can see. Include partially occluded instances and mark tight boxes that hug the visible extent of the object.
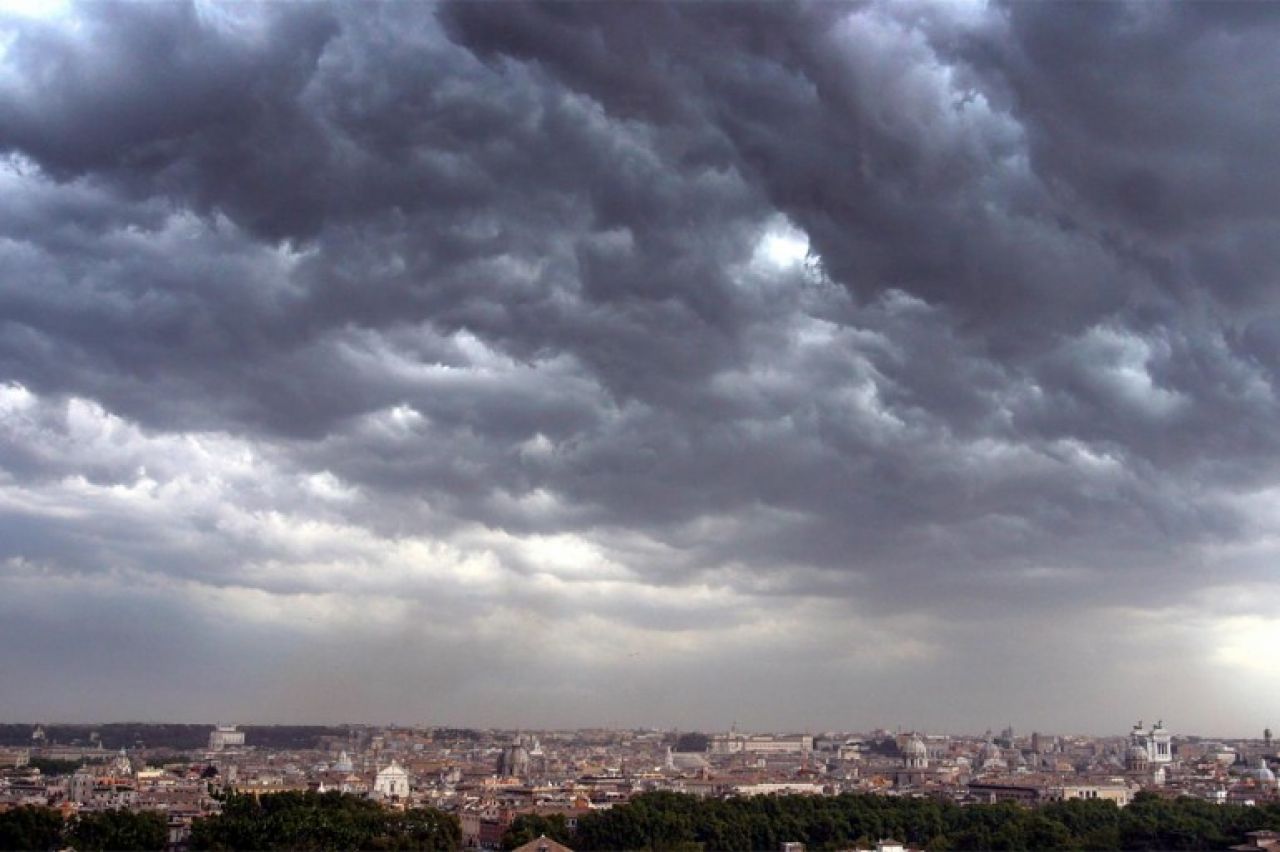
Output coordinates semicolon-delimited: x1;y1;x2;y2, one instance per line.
0;4;340;239
2;0;1280;728
959;3;1280;243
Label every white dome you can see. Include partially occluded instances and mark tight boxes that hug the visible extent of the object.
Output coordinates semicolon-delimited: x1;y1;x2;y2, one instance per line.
903;736;927;757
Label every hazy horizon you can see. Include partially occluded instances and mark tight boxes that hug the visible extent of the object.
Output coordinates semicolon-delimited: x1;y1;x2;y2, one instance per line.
2;1;1279;734
1;719;1267;743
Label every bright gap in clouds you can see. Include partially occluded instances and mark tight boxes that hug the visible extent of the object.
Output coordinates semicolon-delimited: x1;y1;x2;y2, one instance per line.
0;0;69;19
753;216;812;268
1214;615;1280;676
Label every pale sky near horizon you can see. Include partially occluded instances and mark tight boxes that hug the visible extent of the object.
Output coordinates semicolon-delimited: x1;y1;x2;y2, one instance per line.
2;0;1280;737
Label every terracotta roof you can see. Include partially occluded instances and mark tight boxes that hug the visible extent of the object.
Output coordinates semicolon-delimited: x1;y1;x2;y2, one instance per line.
511;835;575;852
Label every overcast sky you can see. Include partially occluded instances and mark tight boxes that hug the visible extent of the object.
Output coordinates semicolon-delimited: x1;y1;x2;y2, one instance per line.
1;0;1279;737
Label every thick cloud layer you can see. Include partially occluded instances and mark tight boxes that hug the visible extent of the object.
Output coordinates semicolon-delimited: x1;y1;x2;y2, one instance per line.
1;1;1279;734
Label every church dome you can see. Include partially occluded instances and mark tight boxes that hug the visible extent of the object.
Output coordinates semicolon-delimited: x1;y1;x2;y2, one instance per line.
1125;745;1150;771
903;736;927;757
1255;760;1277;784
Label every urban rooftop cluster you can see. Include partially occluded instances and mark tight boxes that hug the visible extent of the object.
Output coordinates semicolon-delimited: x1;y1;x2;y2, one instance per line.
1;720;1278;850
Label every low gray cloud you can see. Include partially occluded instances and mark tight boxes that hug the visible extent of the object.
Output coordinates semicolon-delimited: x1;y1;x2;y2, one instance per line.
1;0;1278;733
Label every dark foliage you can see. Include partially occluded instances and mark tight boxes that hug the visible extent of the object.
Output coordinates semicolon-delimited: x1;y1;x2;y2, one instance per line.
674;733;709;753
0;807;64;852
67;809;167;851
502;814;574;850
430;729;484;743
25;757;89;776
189;790;460;851
570;791;1280;851
0;806;165;851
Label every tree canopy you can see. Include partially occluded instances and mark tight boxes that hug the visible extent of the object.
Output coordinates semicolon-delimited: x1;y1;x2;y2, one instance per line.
0;807;165;852
502;813;574;850
568;791;1280;851
189;790;460;851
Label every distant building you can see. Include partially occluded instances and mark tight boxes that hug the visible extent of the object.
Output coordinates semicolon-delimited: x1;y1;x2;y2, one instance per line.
732;782;825;796
977;738;1007;773
1125;739;1151;772
902;735;928;770
69;771;95;804
1230;830;1280;852
838;739;865;761
111;748;134;777
1129;720;1172;765
1252;758;1277;788
374;760;410;799
895;734;934;788
497;738;531;778
209;725;245;751
0;748;29;769
669;751;709;771
967;781;1041;805
708;728;813;755
1045;783;1132;806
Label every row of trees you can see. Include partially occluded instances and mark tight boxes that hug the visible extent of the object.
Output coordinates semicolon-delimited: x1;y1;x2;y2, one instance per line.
10;788;1280;851
23;757;101;776
1;793;460;851
509;791;1280;851
189;791;460;851
0;806;166;851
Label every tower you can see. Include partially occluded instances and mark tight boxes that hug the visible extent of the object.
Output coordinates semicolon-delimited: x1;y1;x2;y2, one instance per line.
69;772;94;804
1129;719;1172;765
1149;720;1172;764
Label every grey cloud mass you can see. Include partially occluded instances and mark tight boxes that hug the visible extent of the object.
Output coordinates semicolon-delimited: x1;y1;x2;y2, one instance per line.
1;0;1279;735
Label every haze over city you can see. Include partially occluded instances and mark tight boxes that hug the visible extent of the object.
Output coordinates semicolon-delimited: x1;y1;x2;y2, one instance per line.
1;0;1279;736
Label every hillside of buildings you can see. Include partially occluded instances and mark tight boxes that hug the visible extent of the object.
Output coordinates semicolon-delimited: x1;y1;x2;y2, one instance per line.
1;722;1278;850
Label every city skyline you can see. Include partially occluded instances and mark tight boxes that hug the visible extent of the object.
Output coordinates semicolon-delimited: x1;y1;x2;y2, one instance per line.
3;719;1275;848
1;720;1275;744
2;1;1280;734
